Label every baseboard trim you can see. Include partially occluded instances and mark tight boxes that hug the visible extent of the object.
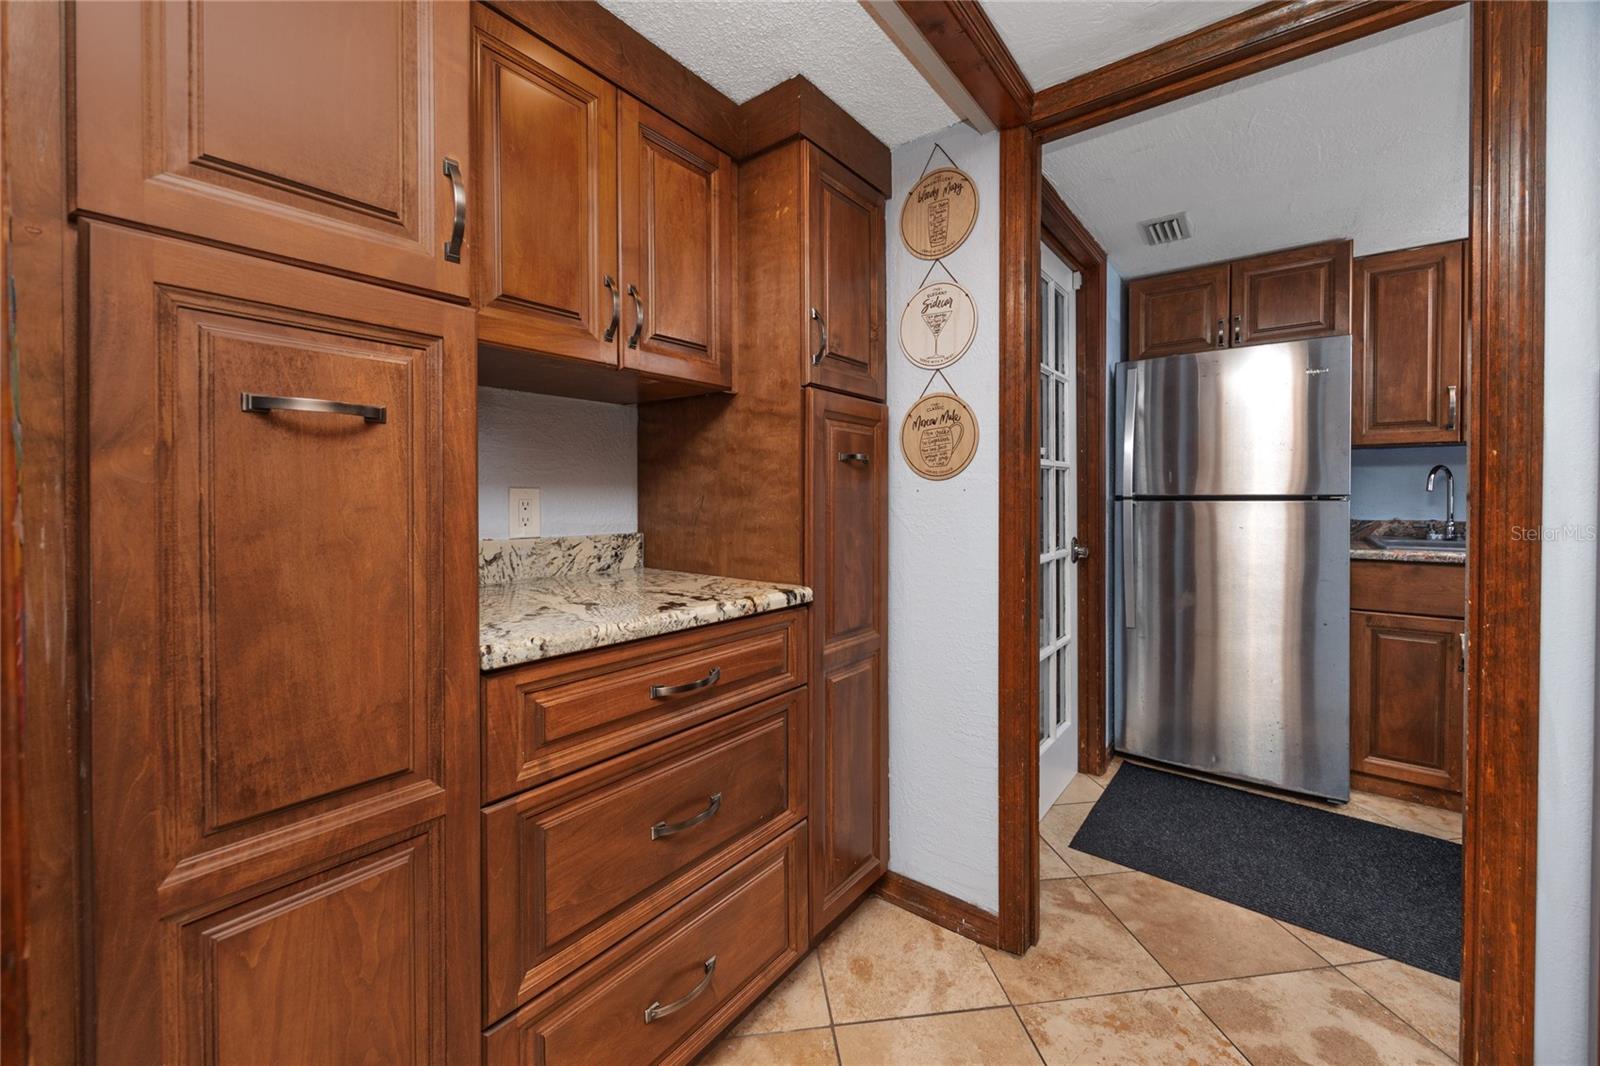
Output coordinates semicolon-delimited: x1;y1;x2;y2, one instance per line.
875;872;1001;949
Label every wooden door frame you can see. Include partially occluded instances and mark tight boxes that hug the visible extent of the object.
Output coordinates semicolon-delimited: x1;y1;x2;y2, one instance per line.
986;4;1546;1063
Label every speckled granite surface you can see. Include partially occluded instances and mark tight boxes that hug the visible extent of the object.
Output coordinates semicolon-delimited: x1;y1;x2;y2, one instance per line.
1350;520;1467;565
479;535;811;671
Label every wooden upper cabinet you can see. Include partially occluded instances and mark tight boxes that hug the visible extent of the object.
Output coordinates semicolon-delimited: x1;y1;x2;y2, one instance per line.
74;0;471;297
82;223;474;1063
473;6;619;365
807;148;887;400
619;97;735;390
1229;239;1352;346
1127;263;1229;361
1352;240;1466;445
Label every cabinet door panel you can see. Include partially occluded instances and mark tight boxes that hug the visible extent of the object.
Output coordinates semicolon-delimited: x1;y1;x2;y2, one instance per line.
75;0;469;296
807;148;886;400
1229;239;1352;346
1352;241;1465;445
182;834;440;1066
806;390;887;932
620;96;734;389
1127;264;1229;360
473;6;619;364
1350;610;1463;795
84;224;475;1062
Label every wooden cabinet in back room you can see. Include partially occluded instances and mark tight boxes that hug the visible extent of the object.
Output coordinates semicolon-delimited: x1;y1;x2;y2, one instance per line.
1126;239;1351;360
80;223;479;1065
74;0;472;298
472;5;734;395
1352;239;1466;445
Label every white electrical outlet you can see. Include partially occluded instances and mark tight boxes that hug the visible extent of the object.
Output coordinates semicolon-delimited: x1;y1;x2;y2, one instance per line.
508;488;541;537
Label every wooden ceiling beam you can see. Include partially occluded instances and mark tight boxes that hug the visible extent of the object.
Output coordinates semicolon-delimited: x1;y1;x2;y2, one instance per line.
875;0;1033;130
1030;0;1464;142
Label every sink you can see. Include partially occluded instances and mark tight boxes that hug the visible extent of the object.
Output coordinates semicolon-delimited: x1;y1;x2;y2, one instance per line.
1369;534;1466;553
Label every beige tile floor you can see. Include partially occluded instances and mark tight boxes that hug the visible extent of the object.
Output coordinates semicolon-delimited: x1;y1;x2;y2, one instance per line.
701;760;1462;1066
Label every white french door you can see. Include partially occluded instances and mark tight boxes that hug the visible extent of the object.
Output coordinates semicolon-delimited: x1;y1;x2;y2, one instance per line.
1039;245;1082;819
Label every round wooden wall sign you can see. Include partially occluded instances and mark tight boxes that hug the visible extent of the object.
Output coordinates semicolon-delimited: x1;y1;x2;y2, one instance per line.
900;167;979;260
899;280;978;370
901;393;979;481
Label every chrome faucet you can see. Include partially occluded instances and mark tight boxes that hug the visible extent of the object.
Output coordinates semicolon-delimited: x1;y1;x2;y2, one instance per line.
1426;464;1457;540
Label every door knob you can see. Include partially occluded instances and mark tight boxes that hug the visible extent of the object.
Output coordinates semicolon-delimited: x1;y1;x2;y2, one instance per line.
1070;537;1089;563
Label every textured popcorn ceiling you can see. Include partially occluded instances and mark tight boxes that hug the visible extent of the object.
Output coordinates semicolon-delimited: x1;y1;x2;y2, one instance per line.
1042;6;1470;278
597;1;958;148
983;0;1258;89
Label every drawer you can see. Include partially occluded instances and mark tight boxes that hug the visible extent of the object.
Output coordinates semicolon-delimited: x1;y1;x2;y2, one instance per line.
1351;560;1466;618
484;691;804;1018
484;609;807;801
484;825;808;1066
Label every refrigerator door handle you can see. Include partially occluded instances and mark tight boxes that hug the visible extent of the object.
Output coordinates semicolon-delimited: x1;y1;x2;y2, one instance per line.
1122;500;1137;628
1120;365;1140;497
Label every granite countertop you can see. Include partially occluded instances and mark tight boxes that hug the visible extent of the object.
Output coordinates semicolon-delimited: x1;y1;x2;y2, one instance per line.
1350;519;1467;565
479;533;812;672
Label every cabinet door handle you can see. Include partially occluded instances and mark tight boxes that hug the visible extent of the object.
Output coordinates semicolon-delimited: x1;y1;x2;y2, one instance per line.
241;392;386;424
442;157;466;264
644;956;717;1023
1232;314;1242;346
810;307;828;365
651;793;723;840
1459;631;1466;673
1445;385;1458;431
1216;318;1225;348
627;284;645;349
838;452;870;463
603;275;620;342
650;665;721;700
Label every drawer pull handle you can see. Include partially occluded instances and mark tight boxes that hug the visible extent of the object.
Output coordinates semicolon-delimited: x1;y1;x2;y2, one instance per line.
603;275;620;342
650;666;721;700
628;283;645;350
442;157;466;264
838;452;870;464
651;792;722;840
644;955;717;1023
241;393;386;424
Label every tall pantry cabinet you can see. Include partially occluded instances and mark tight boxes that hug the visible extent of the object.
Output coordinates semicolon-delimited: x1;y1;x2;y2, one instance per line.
73;3;479;1062
640;136;890;937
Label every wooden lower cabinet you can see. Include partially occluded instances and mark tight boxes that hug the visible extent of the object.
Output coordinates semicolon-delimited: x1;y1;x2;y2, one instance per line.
484;827;809;1066
1350;608;1466;806
82;223;479;1063
806;389;889;933
482;692;804;1019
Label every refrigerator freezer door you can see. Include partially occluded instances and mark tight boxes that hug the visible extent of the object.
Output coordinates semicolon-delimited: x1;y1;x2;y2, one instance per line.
1118;338;1352;498
1117;498;1350;800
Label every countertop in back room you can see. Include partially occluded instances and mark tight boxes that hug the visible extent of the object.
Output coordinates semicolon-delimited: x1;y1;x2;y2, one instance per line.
479;533;812;671
1350;519;1467;565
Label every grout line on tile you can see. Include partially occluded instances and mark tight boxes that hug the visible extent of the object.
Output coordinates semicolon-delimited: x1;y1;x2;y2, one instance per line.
1334;963;1462;1063
813;946;837;1027
828;1023;842;1066
831;1003;1030;1029
1077;871;1184;991
1173;983;1256;1066
1008;1002;1049;1065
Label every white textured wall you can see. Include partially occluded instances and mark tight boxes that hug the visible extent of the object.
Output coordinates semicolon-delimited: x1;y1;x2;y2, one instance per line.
477;387;638;539
1536;4;1600;1061
886;123;1001;912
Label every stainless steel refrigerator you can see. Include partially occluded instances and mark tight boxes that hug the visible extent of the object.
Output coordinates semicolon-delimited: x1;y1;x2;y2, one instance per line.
1113;337;1351;801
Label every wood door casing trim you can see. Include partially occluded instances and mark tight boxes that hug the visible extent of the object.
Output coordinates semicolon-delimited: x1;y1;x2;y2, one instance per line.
1029;1;1462;140
1461;3;1545;1061
876;872;1000;949
1040;184;1110;779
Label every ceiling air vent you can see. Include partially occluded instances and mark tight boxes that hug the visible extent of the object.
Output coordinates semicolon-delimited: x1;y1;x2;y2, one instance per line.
1140;212;1191;246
